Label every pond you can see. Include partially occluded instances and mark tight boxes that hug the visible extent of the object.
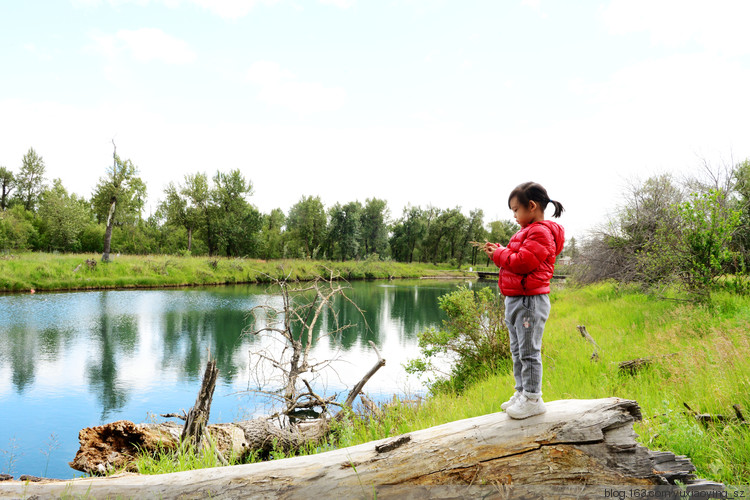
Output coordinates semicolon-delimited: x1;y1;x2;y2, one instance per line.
0;278;490;479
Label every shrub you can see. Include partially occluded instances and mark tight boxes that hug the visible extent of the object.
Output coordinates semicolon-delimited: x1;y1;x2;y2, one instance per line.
405;286;511;393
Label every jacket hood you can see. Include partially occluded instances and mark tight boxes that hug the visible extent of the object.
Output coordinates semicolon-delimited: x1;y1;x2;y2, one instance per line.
537;220;565;256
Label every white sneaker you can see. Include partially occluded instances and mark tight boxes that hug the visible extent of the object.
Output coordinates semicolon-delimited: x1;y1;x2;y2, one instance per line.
501;391;522;411
506;395;547;419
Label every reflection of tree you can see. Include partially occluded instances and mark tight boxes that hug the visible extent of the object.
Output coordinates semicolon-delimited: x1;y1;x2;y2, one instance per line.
330;282;381;349
1;312;77;394
389;284;451;340
161;307;252;384
6;325;36;393
86;292;138;420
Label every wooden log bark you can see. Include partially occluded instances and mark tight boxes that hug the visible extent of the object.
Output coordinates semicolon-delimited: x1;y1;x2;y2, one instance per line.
2;398;724;499
68;417;329;475
181;358;218;448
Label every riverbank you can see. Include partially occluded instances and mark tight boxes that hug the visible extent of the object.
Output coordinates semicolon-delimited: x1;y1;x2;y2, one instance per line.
0;252;473;293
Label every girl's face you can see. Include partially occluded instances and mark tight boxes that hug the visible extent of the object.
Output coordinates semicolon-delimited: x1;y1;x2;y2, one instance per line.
509;196;542;227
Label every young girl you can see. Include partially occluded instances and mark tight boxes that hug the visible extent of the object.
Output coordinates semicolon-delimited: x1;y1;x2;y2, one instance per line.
483;182;564;419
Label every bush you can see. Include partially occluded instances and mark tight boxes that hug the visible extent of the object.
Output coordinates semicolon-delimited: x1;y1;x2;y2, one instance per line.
405;286;511;393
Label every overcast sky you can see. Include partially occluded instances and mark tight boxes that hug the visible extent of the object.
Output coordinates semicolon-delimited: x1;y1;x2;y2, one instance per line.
2;0;750;239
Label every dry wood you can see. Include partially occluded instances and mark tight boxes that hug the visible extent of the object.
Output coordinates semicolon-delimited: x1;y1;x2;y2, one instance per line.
181;358;218;448
359;394;380;416
6;398;723;499
67;417;330;475
576;325;601;361
618;353;677;375
683;402;749;426
733;404;746;422
340;341;385;411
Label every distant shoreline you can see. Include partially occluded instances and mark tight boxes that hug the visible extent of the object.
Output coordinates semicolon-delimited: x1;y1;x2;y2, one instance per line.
0;252;476;294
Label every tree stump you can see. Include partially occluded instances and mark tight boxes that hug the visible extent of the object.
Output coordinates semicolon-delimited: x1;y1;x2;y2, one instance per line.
181;358;218;449
3;398;725;499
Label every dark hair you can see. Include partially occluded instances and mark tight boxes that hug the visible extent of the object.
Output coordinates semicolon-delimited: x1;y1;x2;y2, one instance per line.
508;181;564;218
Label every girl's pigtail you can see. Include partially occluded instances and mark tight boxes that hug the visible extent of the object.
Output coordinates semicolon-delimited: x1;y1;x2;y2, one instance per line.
549;200;564;218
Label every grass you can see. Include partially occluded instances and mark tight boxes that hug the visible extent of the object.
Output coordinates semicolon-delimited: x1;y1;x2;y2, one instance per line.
123;282;750;485
0;252;471;293
336;282;750;485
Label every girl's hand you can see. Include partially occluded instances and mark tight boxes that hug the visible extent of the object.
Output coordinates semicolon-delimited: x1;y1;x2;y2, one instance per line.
483;242;501;258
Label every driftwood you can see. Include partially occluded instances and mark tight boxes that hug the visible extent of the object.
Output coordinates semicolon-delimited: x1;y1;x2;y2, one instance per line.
68;417;330;475
576;325;601;361
181;358;218;448
618;353;677;375
683;402;749;426
3;398;725;499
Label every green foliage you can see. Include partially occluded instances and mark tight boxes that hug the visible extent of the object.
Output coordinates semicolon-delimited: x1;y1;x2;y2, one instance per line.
286;195;327;258
390;206;427;263
360;198;390;258
327;201;362;261
405;286;510;393
91;155;146;226
0;166;14;211
0;206;38;251
36;179;92;252
258;208;285;259
15;147;46;212
677;189;742;293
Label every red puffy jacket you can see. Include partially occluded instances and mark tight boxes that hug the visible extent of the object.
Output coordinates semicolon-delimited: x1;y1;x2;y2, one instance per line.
491;220;565;296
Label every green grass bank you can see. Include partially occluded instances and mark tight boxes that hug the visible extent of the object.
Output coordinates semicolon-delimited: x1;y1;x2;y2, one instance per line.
337;282;750;486
0;252;471;293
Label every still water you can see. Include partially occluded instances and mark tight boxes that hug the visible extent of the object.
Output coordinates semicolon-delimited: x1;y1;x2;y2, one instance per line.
0;279;483;479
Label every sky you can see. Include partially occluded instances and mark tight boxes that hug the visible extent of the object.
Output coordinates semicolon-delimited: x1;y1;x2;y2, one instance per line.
2;0;750;239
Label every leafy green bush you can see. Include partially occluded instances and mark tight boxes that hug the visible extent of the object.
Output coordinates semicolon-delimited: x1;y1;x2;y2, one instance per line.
405;286;511;393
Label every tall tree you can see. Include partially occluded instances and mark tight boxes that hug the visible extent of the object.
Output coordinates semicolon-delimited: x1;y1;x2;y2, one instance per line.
91;144;146;262
209;169;259;257
159;172;209;253
327;201;362;261
0;166;14;210
461;209;485;266
389;205;427;263
360;198;390;258
259;208;286;259
286;195;327;258
15;147;46;211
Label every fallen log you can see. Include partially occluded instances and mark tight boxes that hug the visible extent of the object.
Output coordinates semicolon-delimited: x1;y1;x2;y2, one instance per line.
0;398;724;499
68;417;329;475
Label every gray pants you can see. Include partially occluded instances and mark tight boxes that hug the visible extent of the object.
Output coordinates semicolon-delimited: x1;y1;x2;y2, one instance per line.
504;294;551;398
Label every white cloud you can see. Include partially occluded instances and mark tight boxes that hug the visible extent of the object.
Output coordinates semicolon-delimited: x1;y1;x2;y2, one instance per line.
116;28;195;64
246;61;347;114
602;0;750;56
23;43;53;61
189;0;279;19
72;0;349;18
319;0;354;8
245;61;295;86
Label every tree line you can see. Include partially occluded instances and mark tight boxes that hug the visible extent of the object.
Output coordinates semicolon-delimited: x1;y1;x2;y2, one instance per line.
0;147;530;266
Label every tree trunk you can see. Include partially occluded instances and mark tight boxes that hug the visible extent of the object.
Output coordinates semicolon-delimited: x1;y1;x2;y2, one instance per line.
2;398;724;499
181;359;218;448
101;200;116;262
187;227;193;252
